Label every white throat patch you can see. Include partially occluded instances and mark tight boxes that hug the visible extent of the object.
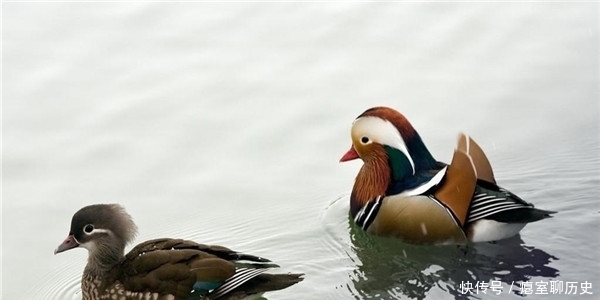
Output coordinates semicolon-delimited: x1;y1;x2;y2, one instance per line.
352;116;415;174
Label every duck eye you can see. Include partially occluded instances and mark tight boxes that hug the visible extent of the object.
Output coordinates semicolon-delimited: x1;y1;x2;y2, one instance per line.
361;136;370;144
83;224;94;234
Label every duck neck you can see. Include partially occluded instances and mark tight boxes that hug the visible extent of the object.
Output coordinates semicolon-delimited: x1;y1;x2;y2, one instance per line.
350;151;391;217
405;133;438;172
84;241;125;278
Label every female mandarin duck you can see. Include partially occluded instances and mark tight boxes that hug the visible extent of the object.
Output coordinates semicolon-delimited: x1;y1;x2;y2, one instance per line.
340;106;555;244
55;204;303;300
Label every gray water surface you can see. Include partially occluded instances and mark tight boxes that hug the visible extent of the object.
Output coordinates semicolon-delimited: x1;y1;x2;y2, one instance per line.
3;3;599;300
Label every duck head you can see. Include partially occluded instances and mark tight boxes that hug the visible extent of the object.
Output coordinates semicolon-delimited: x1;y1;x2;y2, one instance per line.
55;204;137;275
340;107;438;215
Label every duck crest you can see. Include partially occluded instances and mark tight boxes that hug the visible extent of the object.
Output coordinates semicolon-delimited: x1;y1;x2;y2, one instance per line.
361;107;438;173
360;107;417;141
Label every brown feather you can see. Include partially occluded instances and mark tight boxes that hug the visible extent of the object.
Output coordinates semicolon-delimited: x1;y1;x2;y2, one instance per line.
351;145;391;214
368;195;468;244
456;133;496;183
119;239;258;298
121;249;228;298
434;150;477;226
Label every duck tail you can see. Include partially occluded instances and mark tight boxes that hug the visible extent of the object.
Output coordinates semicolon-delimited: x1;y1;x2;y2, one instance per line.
212;273;304;300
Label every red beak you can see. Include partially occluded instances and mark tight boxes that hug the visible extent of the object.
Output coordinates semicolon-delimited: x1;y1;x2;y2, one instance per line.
340;146;360;162
54;234;79;255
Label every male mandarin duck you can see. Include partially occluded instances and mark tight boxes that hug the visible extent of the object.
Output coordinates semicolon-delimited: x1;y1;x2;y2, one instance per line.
340;106;555;244
55;204;303;300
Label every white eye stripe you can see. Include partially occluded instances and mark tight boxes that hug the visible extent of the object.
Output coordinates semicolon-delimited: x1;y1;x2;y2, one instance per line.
83;227;113;236
352;116;416;174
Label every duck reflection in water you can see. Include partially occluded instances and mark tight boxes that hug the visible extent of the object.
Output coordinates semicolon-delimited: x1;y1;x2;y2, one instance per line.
346;219;559;300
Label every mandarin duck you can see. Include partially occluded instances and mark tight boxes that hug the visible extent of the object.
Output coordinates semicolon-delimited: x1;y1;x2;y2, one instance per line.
340;106;555;244
55;204;303;300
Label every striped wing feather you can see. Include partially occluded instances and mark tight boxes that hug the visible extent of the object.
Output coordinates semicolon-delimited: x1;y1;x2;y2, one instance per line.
468;180;556;224
454;134;556;224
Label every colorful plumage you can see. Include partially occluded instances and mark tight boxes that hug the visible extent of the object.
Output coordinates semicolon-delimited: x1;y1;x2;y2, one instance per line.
55;204;303;300
340;106;555;244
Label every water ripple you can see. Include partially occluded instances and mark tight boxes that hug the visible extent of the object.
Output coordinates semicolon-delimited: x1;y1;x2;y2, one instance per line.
32;264;81;300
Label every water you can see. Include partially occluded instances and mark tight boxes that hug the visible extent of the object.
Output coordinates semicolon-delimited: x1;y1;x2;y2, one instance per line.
2;3;599;300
